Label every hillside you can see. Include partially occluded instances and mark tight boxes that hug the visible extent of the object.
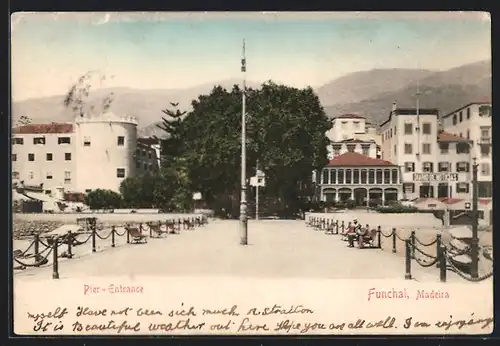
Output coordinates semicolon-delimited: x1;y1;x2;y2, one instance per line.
316;68;435;106
322;60;491;124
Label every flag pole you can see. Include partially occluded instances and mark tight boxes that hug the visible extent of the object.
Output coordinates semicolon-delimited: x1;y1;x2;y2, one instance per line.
239;39;248;245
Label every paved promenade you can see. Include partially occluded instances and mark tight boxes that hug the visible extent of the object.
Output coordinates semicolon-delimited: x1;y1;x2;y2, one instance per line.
13;219;486;283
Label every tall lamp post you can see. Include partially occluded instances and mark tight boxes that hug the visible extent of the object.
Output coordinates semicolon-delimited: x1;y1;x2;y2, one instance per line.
239;39;248;245
470;157;479;279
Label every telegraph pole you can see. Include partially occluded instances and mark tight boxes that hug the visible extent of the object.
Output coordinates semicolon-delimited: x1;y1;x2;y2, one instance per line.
255;160;260;220
470;157;479;278
239;39;248;245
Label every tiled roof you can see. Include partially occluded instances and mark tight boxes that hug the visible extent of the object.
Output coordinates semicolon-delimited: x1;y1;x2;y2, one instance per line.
327;152;396;167
438;197;464;205
13;123;74;134
437;131;471;142
442;99;491;119
335;114;365;119
479;198;492;206
338;138;374;144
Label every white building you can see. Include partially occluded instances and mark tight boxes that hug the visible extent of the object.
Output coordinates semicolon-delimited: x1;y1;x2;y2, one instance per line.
11;113;160;195
441;101;492;197
327;138;379;160
326;113;381;146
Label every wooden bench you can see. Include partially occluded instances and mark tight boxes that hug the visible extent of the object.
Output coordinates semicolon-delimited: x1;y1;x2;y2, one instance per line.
356;228;379;249
126;226;148;244
148;222;167;238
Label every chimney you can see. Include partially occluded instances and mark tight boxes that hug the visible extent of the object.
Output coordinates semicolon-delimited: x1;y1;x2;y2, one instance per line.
392;102;397;112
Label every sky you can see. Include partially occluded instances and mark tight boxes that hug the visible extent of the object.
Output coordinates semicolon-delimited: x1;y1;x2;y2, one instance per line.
11;12;491;101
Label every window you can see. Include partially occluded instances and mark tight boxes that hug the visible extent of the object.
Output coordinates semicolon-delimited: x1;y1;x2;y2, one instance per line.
481;163;491;176
33;137;46;145
65;153;72;161
456;143;470;154
459;111;463;122
46;172;53;179
391;169;398;184
338;169;344;184
368;169;375;184
383;170;390;184
479;105;491;117
136;160;141;169
143;162;148;170
438;162;450;172
404;162;415;172
422;123;431;135
45;190;51;195
28;153;35;161
456;162;470;172
117;168;126;178
326;169;334;184
480;144;490;157
12;171;19;179
117;136;125;146
478;182;492;198
422;143;431;154
64;171;71;184
393;126;396;135
404;123;413;135
29;171;34;179
480;126;491;140
347;145;355;153
423;162;434;173
46;153;53;161
375;169;383;184
456;183;469;193
345;169;352;184
404;143;413;154
403;183;415;193
390;129;392;138
322;170;329;184
11;154;17;161
148;152;153;159
466;108;470;119
58;137;71;144
360;169;367;184
362;146;370;156
439;143;449;154
83;136;91;146
12;137;24;145
353;169;359;184
452;114;457;125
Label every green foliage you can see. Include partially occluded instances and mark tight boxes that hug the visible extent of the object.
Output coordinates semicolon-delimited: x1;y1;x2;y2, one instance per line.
345;199;356;209
85;189;122;210
375;202;419;213
156;82;332;215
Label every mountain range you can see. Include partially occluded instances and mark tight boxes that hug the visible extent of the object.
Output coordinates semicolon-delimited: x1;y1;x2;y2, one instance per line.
12;60;491;137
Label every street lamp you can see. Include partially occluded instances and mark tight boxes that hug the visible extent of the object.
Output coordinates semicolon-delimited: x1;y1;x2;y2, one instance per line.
239;39;248;245
470;157;479;279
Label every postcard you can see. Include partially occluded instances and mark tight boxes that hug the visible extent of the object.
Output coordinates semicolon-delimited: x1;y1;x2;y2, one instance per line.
11;11;493;335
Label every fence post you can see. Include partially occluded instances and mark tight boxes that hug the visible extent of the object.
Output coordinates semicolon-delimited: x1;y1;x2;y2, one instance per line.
52;237;59;279
377;226;382;248
392;228;397;253
405;239;412;280
111;226;116;248
67;231;73;259
92;227;96;253
34;233;40;266
435;234;442;268
126;227;130;244
341;221;345;233
439;245;447;283
410;230;416;259
149;223;153;237
335;220;339;234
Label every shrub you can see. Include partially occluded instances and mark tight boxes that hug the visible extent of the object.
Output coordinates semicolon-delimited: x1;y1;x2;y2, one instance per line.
345;199;356;209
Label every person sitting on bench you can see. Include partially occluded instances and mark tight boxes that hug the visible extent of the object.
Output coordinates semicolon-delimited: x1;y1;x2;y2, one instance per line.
346;219;361;247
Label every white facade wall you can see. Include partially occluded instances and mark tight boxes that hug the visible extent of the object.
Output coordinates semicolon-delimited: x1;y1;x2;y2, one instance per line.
380;109;471;201
12;131;76;193
326;117;367;141
442;103;492;183
74;114;138;193
11;113;160;195
327;142;378;160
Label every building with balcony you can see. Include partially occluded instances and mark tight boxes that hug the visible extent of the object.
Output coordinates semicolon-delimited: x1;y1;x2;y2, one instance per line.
319;152;402;205
441;101;492;199
326;113;382;146
11;112;160;196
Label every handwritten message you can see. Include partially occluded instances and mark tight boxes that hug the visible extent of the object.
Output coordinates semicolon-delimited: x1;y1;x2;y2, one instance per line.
25;303;493;335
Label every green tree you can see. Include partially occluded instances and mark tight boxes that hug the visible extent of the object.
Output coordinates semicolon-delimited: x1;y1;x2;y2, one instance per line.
85;189;122;210
157;82;331;216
